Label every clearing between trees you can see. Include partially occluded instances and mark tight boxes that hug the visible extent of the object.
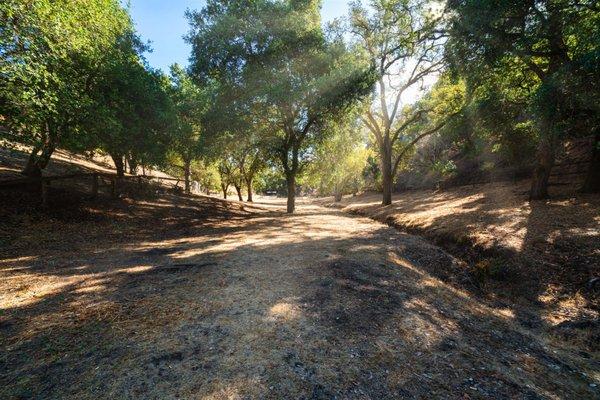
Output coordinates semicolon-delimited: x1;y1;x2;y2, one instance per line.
1;169;598;398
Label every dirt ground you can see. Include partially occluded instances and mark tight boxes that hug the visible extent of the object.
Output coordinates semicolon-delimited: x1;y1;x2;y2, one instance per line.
1;190;599;399
318;181;600;329
0;145;175;181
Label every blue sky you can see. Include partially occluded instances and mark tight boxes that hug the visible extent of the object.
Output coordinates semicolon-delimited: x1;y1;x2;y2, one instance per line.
128;0;352;72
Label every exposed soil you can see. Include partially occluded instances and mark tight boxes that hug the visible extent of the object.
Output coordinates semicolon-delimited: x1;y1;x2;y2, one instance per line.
1;191;599;399
0;146;173;180
317;181;600;334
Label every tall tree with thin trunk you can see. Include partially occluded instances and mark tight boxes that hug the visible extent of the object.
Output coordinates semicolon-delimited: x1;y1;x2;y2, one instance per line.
217;158;237;199
167;65;211;193
235;146;265;203
350;0;449;205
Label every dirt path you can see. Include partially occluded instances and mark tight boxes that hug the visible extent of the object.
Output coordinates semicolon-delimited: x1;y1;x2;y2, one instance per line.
1;197;598;399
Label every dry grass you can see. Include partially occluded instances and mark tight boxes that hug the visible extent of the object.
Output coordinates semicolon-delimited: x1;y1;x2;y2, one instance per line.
1;148;599;398
317;180;600;350
318;181;599;265
1;193;599;399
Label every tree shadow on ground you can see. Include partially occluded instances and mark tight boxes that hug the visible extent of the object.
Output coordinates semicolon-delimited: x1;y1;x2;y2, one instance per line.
1;194;598;399
323;181;600;351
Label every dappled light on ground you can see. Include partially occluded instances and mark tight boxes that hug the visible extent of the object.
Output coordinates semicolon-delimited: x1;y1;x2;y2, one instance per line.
1;195;598;398
320;180;600;331
268;301;302;321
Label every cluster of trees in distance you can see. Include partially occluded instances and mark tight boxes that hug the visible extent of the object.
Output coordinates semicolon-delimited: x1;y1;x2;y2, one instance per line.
1;0;598;212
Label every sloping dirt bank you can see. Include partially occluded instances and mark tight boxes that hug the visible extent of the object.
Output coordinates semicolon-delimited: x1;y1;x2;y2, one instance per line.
1;194;598;399
316;181;600;353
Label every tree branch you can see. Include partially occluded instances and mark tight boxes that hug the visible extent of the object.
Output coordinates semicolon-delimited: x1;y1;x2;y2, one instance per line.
392;119;449;175
390;109;430;145
362;111;384;148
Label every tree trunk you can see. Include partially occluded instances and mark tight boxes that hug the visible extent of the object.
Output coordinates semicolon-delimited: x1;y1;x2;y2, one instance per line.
221;183;228;199
246;177;253;202
380;141;393;206
128;156;138;175
22;145;43;177
581;133;600;193
37;142;55;172
22;138;56;178
334;190;343;202
184;159;191;194
281;141;300;214
286;173;296;213
529;136;556;200
235;184;243;201
111;154;125;178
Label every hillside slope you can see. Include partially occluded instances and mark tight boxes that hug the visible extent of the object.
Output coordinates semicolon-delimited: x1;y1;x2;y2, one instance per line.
318;180;600;335
0;146;189;213
0;145;175;181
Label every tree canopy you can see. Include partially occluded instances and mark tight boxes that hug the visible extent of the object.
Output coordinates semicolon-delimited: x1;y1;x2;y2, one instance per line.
446;0;600;197
187;0;375;212
1;0;597;205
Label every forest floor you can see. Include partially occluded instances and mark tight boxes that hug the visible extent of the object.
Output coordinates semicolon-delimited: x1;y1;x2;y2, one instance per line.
1;190;599;399
1;148;599;399
316;181;600;335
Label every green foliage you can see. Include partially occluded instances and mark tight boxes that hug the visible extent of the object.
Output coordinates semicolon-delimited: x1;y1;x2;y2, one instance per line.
362;153;382;190
0;0;176;176
447;0;600;88
187;0;375;211
1;0;131;131
189;159;221;193
165;64;214;178
447;0;600;196
83;37;175;171
1;1;130;167
305;113;370;198
398;72;540;188
254;166;287;195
